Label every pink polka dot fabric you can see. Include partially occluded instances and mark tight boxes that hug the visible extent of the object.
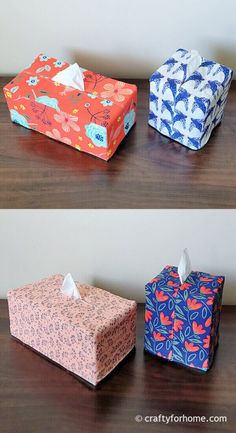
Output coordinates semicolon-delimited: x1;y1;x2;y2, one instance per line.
7;274;137;386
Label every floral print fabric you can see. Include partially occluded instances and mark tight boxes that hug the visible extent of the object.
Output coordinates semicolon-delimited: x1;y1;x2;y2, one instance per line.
144;266;224;371
8;274;137;386
3;53;137;161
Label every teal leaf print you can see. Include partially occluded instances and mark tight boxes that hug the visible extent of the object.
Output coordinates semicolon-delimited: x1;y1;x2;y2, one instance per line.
202;307;208;319
185;326;191;337
166;340;171;350
156;342;164;351
149;321;154;333
173;345;183;358
179;331;185;342
153;317;159;327
190;312;199;320
188;353;197;363
172;354;183;363
199;350;205;361
175;305;184;316
158;303;166;312
184;290;188;300
168;299;174;310
146;297;155;312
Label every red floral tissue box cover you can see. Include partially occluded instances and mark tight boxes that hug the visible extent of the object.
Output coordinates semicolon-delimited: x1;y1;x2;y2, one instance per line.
3;54;137;161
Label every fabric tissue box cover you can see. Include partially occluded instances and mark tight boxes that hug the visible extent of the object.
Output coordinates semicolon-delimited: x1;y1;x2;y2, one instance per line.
3;54;137;161
7;274;137;385
149;48;233;150
144;266;224;371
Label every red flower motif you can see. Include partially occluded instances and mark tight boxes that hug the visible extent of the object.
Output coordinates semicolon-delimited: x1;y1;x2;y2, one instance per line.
169;329;174;339
187;298;202;310
160;312;172;326
155;290;169;301
203;335;210;348
180;283;191;290
184;341;199;352
168;350;173;360
170;271;179;278
150;277;160;283
192;321;206;335
200;277;213;282
145;310;152;322
202;359;209;369
173;319;184;332
168;281;177;287
153;332;166;341
206;296;214;305
200;286;212;294
205;317;212;327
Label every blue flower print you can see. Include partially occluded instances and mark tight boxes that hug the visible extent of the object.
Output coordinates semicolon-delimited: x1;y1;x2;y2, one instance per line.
100;99;113;107
35;96;60;111
124;109;135;134
53;60;65;68
87;93;97;99
39;54;50;62
10;86;19;93
85;123;107;148
10;109;30;129
26;76;39;86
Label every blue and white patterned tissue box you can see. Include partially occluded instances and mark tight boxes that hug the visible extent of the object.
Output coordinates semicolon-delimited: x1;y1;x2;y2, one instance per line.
149;48;233;150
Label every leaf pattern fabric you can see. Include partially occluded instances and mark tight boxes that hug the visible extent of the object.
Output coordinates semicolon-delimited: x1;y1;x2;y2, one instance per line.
144;266;224;371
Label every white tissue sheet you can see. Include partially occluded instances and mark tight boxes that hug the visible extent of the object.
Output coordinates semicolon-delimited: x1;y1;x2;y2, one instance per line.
178;249;192;284
52;63;84;91
61;273;81;299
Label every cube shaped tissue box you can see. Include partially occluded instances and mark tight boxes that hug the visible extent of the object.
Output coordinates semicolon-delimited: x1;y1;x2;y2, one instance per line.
144;259;224;371
7;274;137;386
3;54;137;161
149;48;233;150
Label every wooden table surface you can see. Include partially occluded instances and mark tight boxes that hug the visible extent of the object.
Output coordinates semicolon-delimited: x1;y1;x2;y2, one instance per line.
0;301;235;433
1;77;236;209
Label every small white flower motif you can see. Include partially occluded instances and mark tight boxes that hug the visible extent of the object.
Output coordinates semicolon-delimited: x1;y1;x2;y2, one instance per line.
39;54;50;62
87;93;97;99
100;99;113;107
53;60;65;68
26;76;39;86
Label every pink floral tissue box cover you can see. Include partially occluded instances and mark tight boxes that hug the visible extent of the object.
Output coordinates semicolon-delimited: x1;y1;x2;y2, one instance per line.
7;274;137;386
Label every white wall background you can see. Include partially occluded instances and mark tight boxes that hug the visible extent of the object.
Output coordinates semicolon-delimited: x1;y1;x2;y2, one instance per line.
0;0;235;77
0;210;235;304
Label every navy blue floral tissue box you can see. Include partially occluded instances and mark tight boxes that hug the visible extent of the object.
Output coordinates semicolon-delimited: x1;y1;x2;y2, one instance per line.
144;265;225;371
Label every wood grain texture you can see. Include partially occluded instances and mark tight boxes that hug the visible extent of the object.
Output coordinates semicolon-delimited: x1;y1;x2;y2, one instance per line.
0;301;235;433
1;77;236;209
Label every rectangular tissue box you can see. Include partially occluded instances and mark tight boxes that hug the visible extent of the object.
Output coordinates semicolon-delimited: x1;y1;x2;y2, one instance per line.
149;48;233;150
7;275;137;386
3;54;137;161
144;266;224;371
